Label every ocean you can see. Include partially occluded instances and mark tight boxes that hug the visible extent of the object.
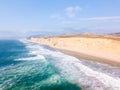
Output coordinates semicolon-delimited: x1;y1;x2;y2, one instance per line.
0;40;120;90
0;40;81;90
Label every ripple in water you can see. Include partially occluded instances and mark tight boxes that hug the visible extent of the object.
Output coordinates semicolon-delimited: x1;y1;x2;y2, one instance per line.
0;40;81;90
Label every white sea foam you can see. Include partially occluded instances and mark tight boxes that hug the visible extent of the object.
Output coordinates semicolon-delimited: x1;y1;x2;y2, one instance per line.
50;53;120;90
15;55;45;61
20;40;120;90
75;63;120;90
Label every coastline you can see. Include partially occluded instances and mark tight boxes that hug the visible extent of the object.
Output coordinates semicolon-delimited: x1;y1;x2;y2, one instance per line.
29;33;120;66
56;48;120;66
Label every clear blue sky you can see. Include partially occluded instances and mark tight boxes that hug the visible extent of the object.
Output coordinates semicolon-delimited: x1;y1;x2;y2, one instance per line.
0;0;120;39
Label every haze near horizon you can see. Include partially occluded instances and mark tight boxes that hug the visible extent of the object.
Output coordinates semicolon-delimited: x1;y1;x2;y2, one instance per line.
0;0;120;39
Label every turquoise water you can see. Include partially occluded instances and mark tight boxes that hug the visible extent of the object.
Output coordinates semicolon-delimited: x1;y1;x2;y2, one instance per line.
0;40;81;90
1;40;120;90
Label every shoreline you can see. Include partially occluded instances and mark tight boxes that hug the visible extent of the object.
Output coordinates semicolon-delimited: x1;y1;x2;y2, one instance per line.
29;33;120;66
29;39;120;66
56;48;120;66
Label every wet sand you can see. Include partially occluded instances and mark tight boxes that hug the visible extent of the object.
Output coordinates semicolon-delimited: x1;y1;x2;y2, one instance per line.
57;48;120;66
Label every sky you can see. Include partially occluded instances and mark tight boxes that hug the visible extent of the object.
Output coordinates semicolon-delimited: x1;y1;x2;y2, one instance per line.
0;0;120;39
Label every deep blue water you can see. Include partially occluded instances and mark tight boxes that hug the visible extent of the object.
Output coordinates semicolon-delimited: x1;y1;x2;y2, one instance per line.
0;40;81;90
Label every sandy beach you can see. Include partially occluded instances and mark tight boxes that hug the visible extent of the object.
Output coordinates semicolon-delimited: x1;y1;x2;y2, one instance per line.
29;33;120;66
